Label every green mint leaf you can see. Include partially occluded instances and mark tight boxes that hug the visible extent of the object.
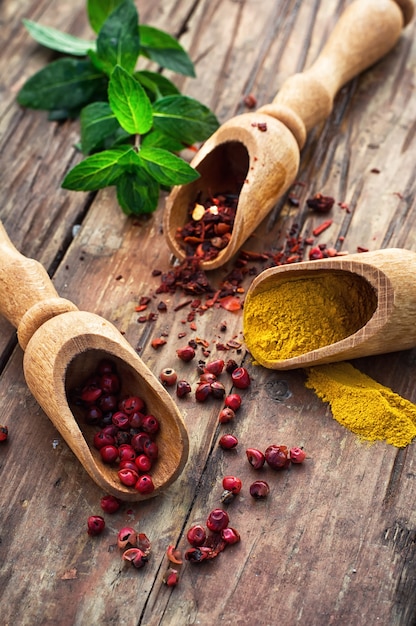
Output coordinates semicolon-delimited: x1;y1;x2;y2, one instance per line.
108;65;153;135
23;19;96;56
116;169;160;215
87;0;125;34
80;102;131;154
152;95;219;145
17;58;108;111
62;147;130;191
95;0;140;75
139;146;199;186
139;25;195;77
135;70;180;102
141;129;184;152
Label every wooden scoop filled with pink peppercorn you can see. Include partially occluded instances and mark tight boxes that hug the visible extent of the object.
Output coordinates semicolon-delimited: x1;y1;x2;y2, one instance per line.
164;0;414;270
0;222;189;501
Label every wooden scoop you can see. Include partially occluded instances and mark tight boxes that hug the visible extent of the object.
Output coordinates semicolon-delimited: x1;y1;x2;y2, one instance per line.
243;248;416;370
0;222;189;501
164;0;414;270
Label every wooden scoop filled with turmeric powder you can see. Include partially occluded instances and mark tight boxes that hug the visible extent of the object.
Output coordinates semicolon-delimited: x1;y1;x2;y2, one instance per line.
243;249;416;370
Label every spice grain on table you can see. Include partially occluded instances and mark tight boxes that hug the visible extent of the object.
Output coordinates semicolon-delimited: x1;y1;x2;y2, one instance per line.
1;0;416;625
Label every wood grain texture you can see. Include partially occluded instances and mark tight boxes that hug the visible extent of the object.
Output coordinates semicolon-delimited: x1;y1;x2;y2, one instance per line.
0;0;416;625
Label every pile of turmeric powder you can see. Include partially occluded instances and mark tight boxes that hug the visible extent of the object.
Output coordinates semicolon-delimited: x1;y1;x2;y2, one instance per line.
306;362;416;448
243;272;377;362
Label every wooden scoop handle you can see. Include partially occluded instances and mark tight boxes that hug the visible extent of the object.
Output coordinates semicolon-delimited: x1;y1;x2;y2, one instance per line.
258;0;414;148
0;222;77;349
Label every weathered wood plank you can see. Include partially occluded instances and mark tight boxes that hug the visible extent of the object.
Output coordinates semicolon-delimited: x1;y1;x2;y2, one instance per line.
1;0;416;624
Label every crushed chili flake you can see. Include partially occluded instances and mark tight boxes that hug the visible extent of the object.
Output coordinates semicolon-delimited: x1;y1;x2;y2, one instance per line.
175;193;238;262
157;301;167;312
357;246;369;253
135;304;148;312
306;193;335;213
312;220;333;237
219;296;241;312
151;338;166;349
189;322;197;331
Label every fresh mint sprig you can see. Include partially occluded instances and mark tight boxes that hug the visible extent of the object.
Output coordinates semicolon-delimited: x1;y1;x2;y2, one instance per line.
17;0;219;216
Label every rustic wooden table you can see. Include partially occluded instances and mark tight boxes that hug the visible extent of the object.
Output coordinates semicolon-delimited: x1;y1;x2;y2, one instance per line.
1;1;416;624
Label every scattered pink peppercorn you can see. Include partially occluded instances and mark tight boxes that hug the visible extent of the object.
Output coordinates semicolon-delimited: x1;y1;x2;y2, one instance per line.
164;568;180;587
204;359;225;376
119;395;145;415
231;367;251;389
221;527;240;545
222;476;242;495
87;515;105;536
122;548;148;568
100;494;121;514
224;394;242;412
290;447;307;463
0;425;8;442
187;524;207;547
118;467;139;487
210;380;225;399
185;546;211;562
176;380;192;398
93;431;115;450
176;345;196;362
135;474;155;495
218;407;235;424
117;527;137;549
219;434;238;449
265;444;290;470
206;508;230;532
199;372;217;383
246;448;265;469
141;414;160;436
249;480;270;499
99;444;119;464
135;454;152;473
166;544;183;565
195;381;212;402
159;368;177;387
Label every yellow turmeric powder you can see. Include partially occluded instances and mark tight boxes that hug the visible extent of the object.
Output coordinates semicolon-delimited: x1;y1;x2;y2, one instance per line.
244;272;377;362
306;362;416;447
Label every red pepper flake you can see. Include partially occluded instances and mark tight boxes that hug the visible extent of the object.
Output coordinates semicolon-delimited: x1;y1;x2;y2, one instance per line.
135;304;148;312
257;122;267;132
190;322;197;331
312;220;333;237
139;296;151;305
178;332;187;339
306;193;335;213
157;301;168;312
195;337;210;348
357;246;369;253
219;295;241;312
174;299;193;311
151;269;162;276
137;316;147;323
191;299;201;309
226;339;242;349
151;338;166;349
115;275;123;281
370;168;380;174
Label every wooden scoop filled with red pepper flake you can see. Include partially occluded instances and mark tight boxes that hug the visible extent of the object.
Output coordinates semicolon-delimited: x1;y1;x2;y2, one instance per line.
164;0;414;270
